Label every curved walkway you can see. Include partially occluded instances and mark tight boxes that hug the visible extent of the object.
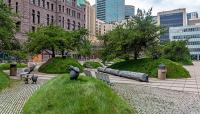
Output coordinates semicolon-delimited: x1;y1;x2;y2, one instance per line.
0;81;45;114
109;61;200;114
110;61;200;94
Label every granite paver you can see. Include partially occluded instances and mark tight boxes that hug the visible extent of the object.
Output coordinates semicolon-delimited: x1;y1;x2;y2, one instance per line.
112;83;200;114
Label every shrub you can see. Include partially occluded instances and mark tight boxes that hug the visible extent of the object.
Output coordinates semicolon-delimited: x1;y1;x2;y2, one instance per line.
83;61;103;69
0;63;27;70
162;41;193;65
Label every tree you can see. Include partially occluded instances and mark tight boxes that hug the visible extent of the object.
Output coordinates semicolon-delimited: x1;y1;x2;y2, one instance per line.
0;0;17;50
99;8;165;61
27;25;68;58
162;41;192;64
26;25;91;58
71;28;91;57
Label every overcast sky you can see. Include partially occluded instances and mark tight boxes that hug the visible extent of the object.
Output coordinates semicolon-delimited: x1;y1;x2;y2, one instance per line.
88;0;200;16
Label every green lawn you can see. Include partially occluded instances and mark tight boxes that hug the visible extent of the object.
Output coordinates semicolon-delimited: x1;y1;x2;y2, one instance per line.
109;58;190;79
83;61;103;69
23;75;135;114
39;57;83;74
0;71;10;91
0;63;27;70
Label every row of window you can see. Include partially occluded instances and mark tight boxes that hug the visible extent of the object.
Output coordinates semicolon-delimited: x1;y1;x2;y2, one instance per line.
31;0;84;19
183;27;200;32
187;41;200;45
189;48;200;52
173;34;200;39
32;10;81;31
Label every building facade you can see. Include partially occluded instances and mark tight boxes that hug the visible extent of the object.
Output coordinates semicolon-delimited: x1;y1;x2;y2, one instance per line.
169;25;200;60
96;0;125;23
4;0;86;42
157;8;187;42
85;1;97;44
187;12;198;20
125;5;135;19
188;18;200;25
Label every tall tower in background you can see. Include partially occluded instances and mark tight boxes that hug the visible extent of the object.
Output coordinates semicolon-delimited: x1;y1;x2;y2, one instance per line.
96;0;125;23
157;8;187;42
125;5;135;19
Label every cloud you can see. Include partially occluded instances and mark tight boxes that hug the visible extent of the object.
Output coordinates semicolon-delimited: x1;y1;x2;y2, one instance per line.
88;0;200;15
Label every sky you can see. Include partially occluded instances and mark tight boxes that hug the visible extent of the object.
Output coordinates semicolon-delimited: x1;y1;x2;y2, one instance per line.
88;0;200;16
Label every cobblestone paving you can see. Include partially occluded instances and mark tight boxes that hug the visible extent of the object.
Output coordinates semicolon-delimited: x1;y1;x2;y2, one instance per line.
0;80;47;114
112;83;200;114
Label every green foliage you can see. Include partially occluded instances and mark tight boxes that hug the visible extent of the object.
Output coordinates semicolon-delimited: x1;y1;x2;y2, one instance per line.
0;63;27;70
38;57;83;74
162;41;192;65
0;0;19;50
109;58;190;79
83;61;103;69
0;71;10;91
27;25;91;58
23;74;135;114
8;50;28;63
99;8;165;61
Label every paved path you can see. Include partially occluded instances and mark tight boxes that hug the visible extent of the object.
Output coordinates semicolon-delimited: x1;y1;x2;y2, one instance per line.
112;83;200;114
0;80;46;114
107;61;200;114
0;64;56;114
109;61;200;94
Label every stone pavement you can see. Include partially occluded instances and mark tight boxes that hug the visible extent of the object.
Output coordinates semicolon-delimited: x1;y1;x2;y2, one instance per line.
112;83;200;114
0;74;55;114
0;80;43;114
109;61;200;94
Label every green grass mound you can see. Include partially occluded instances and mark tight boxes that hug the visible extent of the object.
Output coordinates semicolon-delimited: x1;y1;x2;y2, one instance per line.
23;75;135;114
0;71;10;91
39;57;83;74
83;61;103;69
0;63;27;70
109;58;190;79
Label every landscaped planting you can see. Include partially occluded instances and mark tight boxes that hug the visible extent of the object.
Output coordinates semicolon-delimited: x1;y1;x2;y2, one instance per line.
23;74;135;114
0;71;10;91
109;58;190;79
38;57;83;74
0;63;27;70
83;61;103;69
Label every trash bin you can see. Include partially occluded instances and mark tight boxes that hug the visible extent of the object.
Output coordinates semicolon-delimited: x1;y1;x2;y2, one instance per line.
158;64;167;80
10;64;17;76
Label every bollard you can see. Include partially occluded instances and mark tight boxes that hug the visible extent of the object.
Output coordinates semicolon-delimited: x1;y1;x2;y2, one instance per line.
158;64;167;80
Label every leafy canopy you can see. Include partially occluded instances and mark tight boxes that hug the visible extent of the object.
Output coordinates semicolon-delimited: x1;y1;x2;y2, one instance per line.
99;8;165;62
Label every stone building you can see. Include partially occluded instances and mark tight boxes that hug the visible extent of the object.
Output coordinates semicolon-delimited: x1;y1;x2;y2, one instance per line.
4;0;86;42
85;1;97;44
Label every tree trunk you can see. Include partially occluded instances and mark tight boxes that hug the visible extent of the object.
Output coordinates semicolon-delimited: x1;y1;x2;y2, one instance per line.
52;47;55;58
134;51;138;60
61;50;65;58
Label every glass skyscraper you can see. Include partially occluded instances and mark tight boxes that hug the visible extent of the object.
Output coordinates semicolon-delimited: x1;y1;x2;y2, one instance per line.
96;0;125;23
125;5;135;19
158;9;187;42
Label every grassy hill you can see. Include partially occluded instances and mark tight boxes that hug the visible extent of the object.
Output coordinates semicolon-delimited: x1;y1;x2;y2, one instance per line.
23;75;135;114
109;58;190;79
83;61;103;69
39;57;83;74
